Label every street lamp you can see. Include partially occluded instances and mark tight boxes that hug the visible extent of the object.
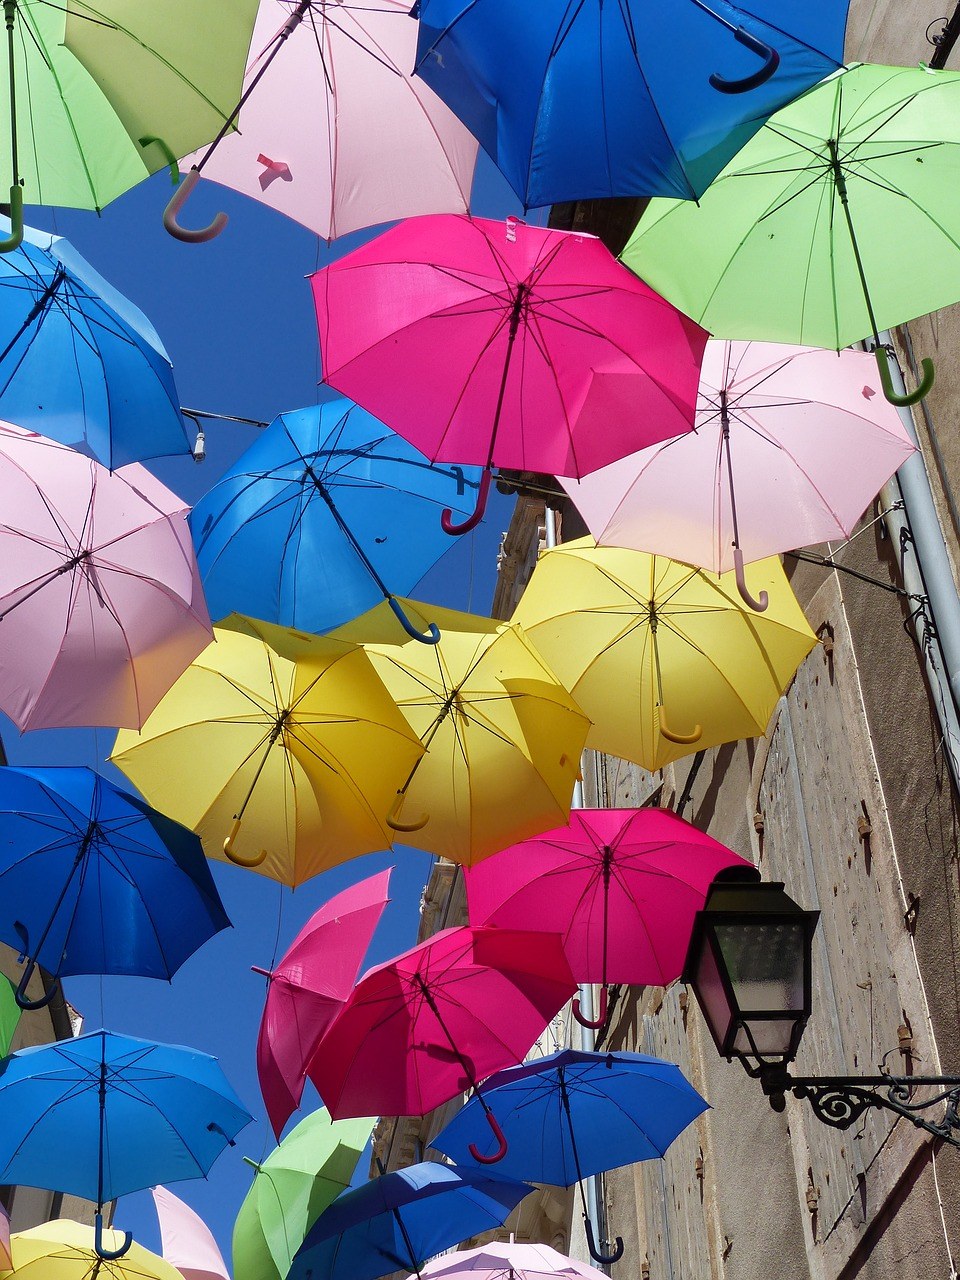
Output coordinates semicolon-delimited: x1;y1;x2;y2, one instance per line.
683;879;960;1146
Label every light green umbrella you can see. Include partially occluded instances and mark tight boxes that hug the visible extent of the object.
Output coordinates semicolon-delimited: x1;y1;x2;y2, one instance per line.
0;974;20;1057
233;1108;374;1280
621;62;960;405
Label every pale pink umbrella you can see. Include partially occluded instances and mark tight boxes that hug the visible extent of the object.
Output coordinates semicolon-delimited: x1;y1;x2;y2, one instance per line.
152;1186;230;1280
169;0;477;243
562;341;916;611
312;214;707;532
0;422;211;731
255;867;391;1139
420;1240;609;1280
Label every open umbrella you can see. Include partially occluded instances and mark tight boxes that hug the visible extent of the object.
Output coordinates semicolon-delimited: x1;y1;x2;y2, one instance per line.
111;616;424;887
152;1186;230;1280
465;808;756;1028
312;214;707;530
621;62;960;404
0;977;20;1059
256;869;390;1138
2;1219;184;1280
562;341;916;610
512;537;817;772
0;1203;8;1270
420;1240;610;1280
435;1050;707;1264
413;0;846;207
0;1029;251;1260
0;765;229;1012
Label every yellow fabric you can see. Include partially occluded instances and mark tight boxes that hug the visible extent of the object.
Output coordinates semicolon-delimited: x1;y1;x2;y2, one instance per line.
0;1219;182;1279
112;615;424;887
333;599;590;864
512;538;817;772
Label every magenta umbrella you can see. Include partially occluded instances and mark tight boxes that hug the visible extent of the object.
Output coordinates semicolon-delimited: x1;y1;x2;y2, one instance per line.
256;868;391;1139
465;808;756;1029
0;422;211;731
307;924;576;1161
311;214;707;532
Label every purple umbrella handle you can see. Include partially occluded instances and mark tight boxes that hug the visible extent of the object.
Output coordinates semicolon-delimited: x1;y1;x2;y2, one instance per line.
163;167;229;244
223;819;268;867
441;469;491;536
733;548;768;612
95;1212;133;1261
584;1217;624;1266
572;986;608;1030
468;1110;509;1164
657;706;702;746
709;27;780;94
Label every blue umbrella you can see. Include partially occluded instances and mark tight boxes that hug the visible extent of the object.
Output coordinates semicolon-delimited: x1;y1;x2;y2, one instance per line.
0;220;190;468
412;0;847;207
288;1161;531;1280
0;1029;252;1259
434;1050;708;1264
189;400;483;643
0;765;230;1011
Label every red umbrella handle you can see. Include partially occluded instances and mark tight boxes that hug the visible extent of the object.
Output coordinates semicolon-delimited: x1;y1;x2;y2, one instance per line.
572;986;608;1030
468;1110;508;1164
442;469;491;536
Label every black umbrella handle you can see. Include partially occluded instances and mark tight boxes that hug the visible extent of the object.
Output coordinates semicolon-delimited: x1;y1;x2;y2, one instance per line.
14;958;59;1011
709;27;780;94
584;1216;624;1266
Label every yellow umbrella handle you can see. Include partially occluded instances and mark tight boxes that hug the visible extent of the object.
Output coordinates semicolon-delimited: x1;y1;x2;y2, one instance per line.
386;791;429;833
658;706;702;745
223;818;268;867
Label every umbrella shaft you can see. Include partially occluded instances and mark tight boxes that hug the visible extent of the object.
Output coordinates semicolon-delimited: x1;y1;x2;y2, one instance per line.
305;464;394;600
0;265;68;369
720;405;744;550
485;284;528;470
4;0;18;185
827;140;881;344
19;823;95;974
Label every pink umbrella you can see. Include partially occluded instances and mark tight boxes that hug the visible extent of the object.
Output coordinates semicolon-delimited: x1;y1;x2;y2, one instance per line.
465;808;756;1028
256;867;391;1138
0;1200;10;1269
152;1186;230;1280
420;1240;609;1280
311;214;707;532
170;0;477;243
307;924;576;1161
562;341;916;611
0;423;211;731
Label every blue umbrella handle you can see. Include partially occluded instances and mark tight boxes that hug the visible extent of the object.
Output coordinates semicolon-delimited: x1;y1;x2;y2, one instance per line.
733;548;768;613
709;27;780;94
223;818;269;867
657;706;702;746
138;134;181;185
0;183;23;254
14;957;59;1011
388;597;441;645
441;469;491;536
163;167;229;244
467;1110;509;1164
584;1217;624;1266
875;345;935;406
572;986;608;1030
95;1212;133;1261
386;790;429;833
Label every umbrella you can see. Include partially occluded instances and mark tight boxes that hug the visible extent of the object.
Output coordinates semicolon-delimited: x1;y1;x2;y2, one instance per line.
2;1219;184;1279
152;1186;230;1280
332;599;589;864
0;422;211;731
420;1240;609;1280
562;341;916;610
288;1162;532;1280
413;0;846;207
435;1050;708;1264
312;214;707;530
620;62;960;405
0;222;189;468
111;615;425;887
0;1029;251;1260
189;399;482;641
171;0;478;243
308;925;576;1157
512;536;817;772
0;1203;8;1270
0;765;229;1012
256;869;390;1138
465;808;756;1028
0;976;20;1058
233;1108;373;1280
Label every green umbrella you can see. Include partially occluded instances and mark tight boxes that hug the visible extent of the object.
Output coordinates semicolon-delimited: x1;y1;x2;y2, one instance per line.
233;1108;374;1280
0;974;20;1057
621;62;960;405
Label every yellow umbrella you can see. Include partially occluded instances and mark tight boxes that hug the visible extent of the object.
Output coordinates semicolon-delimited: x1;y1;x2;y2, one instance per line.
333;599;590;864
0;1219;182;1279
512;538;817;772
112;615;424;888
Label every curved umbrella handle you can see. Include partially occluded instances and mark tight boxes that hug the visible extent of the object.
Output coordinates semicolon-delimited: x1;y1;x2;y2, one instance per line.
138;134;180;185
572;986;607;1030
584;1218;624;1266
388;597;441;645
14;958;59;1011
468;1111;509;1164
709;27;780;94
657;706;702;745
733;548;768;612
441;469;491;536
95;1213;133;1261
223;819;268;867
163;167;228;244
386;791;429;833
875;345;935;407
0;184;23;254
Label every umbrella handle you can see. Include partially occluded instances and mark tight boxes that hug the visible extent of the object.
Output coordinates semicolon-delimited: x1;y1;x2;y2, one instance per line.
441;469;491;536
572;986;608;1030
709;27;780;94
657;706;702;745
163;167;229;244
388;597;441;645
0;184;23;254
733;548;768;612
95;1212;133;1261
386;791;429;833
223;818;269;867
468;1110;509;1164
14;958;59;1011
584;1217;624;1266
138;134;181;186
875;345;935;407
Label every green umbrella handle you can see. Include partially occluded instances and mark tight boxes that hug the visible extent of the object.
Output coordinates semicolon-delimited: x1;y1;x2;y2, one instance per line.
658;705;702;745
386;790;429;833
223;818;268;867
0;184;23;254
138;135;180;186
733;548;769;612
875;345;935;406
95;1212;133;1261
710;27;780;94
163;167;228;244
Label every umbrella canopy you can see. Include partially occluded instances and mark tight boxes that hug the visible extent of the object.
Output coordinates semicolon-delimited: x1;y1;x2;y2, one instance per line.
175;0;478;242
312;214;707;529
0;977;20;1059
189;399;480;638
0;1204;8;1271
256;869;390;1138
0;765;229;1011
0;222;188;468
332;599;589;864
111;616;424;887
288;1162;532;1280
413;0;846;207
563;341;916;607
513;537;817;772
621;63;960;404
152;1186;230;1280
420;1240;609;1280
233;1109;373;1280
1;1219;184;1280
